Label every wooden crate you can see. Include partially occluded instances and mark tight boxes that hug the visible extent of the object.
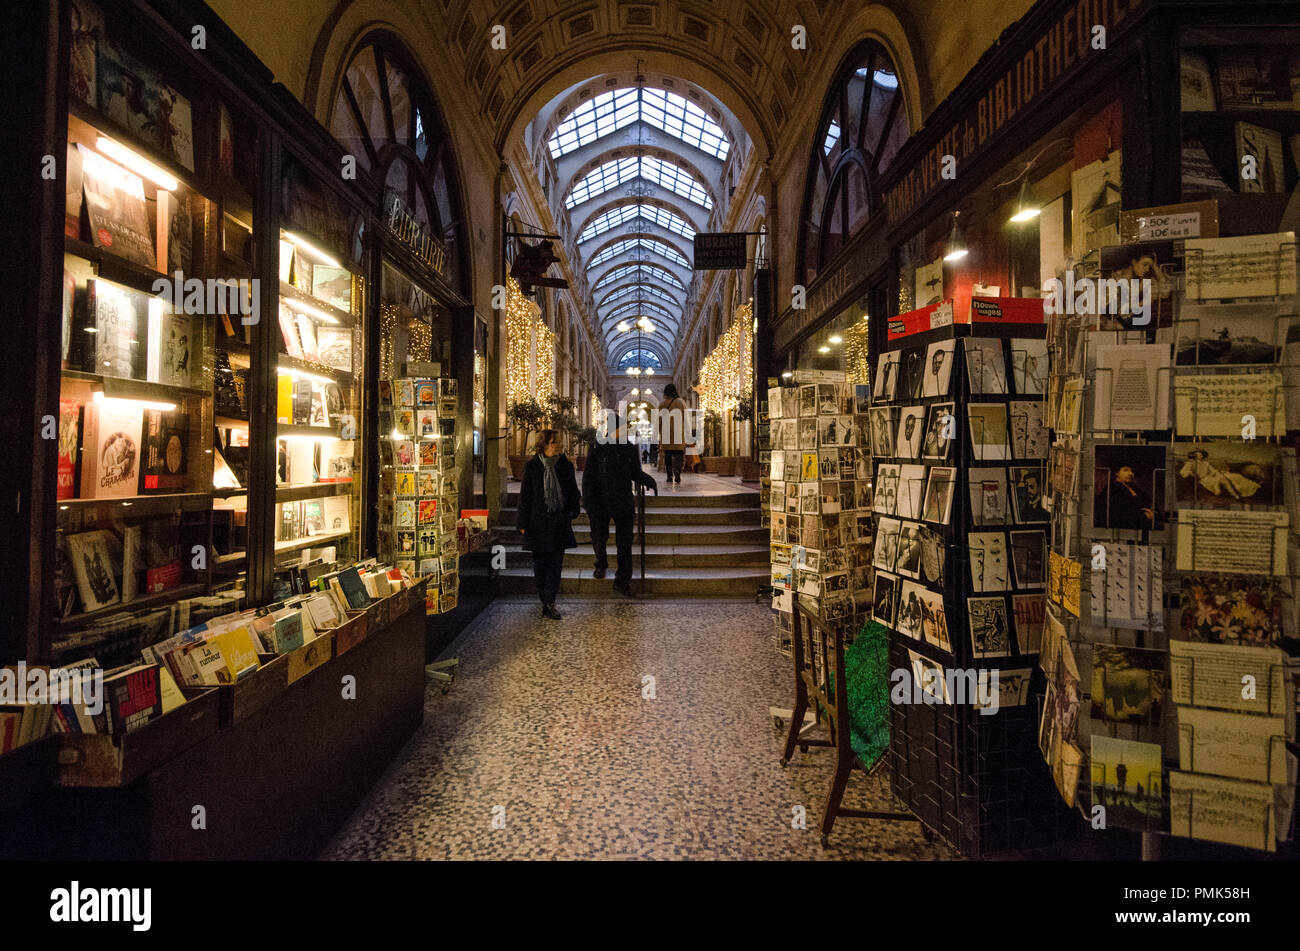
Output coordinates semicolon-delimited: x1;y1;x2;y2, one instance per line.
215;653;288;727
56;689;220;788
333;611;369;656
286;632;334;686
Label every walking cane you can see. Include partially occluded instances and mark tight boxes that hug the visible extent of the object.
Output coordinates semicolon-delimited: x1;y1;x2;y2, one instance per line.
637;483;647;596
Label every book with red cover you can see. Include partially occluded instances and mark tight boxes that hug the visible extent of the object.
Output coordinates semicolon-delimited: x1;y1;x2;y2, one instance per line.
139;409;189;492
103;664;162;734
57;400;84;500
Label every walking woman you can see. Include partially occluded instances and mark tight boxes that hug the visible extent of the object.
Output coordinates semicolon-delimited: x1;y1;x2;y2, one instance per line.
516;429;581;619
658;382;689;485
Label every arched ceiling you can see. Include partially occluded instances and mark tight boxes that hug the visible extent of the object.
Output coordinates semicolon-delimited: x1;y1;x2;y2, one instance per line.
531;77;747;369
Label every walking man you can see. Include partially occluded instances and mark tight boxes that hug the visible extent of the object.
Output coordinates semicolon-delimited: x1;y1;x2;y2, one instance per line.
583;414;658;597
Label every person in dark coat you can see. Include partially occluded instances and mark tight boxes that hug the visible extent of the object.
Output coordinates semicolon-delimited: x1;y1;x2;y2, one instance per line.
583;414;657;597
516;429;581;619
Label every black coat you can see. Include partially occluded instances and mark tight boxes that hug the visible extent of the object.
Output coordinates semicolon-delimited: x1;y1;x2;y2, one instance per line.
582;441;657;515
517;453;581;552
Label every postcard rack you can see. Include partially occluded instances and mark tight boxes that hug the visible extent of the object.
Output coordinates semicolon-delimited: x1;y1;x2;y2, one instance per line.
871;301;1066;857
781;592;917;847
1041;228;1300;855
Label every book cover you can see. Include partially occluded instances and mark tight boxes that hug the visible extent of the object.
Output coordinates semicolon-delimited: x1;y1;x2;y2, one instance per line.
317;328;353;372
140;409;189;492
278;304;304;359
121;523;142;602
279;501;302;541
155;310;194;387
211;627;261;679
88;278;144;380
321;496;350;534
271;610;305;653
336;567;372;610
293;379;314;425
276;373;294;423
311;265;353;314
303;500;325;536
295;312;319;361
68;0;101;107
1235;122;1285;193
103;664;162;734
65;142;85;239
81;397;143;499
77;145;155;270
320;439;353;482
57;399;84;500
66;529;120;613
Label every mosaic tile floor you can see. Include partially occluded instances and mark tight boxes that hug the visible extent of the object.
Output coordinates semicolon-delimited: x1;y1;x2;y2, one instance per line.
322;599;957;860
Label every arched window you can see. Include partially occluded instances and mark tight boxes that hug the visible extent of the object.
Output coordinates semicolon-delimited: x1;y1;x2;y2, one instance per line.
797;43;910;287
617;349;662;372
329;34;467;294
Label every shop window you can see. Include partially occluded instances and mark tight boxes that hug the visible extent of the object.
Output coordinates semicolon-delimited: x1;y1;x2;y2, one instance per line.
797;43;911;287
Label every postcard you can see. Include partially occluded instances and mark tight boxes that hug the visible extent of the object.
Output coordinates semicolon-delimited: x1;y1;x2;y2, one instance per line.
798;417;818;450
1010;530;1046;588
1093;444;1167;531
968;403;1009;461
799;481;820;515
969;531;1010;593
1184;231;1296;301
921;341;956;398
1090;645;1166;724
1088;542;1164;630
974;667;1033;710
874;463;900;515
969;467;1009;526
874;351;900;402
1173;441;1278;508
898;348;927;401
905;580;951;652
1012;594;1045;653
897;463;927;520
873;516;901;572
1175;301;1290;366
1169;771;1274;852
1173;370;1285;437
1177;706;1288;785
1010;338;1049;395
1009;401;1048;459
895;405;925;458
1175;509;1288;576
869;407;895;457
799;384;817;417
819;449;841;480
968;595;1013;657
919;525;947;586
1047;550;1081;617
1093;342;1172;431
1169;640;1289;717
921;402;955;460
800;452;819;482
964;339;1008;394
894;522;924;579
1099;241;1178;329
1010;466;1049;522
1055;378;1084;435
1091;736;1166;831
921;466;955;525
1178;575;1285;647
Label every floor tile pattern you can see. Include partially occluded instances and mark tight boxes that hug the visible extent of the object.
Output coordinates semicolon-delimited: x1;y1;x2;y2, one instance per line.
323;599;957;860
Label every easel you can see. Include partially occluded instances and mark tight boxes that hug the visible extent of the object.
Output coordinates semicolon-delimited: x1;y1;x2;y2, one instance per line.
781;592;919;847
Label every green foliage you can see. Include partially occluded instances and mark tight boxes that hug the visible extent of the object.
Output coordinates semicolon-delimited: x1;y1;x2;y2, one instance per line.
505;397;548;434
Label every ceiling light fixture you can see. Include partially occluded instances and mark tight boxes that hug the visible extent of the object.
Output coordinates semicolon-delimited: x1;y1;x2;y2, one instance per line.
1009;178;1041;223
828;334;843;345
943;210;968;262
96;136;179;191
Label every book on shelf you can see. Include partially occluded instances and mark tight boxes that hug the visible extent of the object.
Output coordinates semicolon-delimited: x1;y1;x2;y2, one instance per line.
278;304;304;360
84;277;146;381
102;664;162;734
302;500;325;536
77;144;156;270
335;566;372;610
322;495;350;534
316;328;352;372
276;374;293;423
80;396;144;499
155;190;193;275
65;529;121;613
295;311;319;361
65;141;85;239
139;408;189;492
146;307;194;387
311;265;352;314
57;399;84;500
292;379;314;425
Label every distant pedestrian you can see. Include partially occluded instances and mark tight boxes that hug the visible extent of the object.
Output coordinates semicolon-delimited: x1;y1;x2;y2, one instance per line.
516;429;581;619
658;383;688;485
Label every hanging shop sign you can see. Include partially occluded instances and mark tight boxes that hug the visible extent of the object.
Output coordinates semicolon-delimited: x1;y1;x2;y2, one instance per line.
385;190;447;278
882;0;1147;229
693;232;748;270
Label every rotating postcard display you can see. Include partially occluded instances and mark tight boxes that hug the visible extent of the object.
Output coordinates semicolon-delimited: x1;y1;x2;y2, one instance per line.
378;377;462;614
871;297;1059;857
1042;212;1299;853
767;372;874;660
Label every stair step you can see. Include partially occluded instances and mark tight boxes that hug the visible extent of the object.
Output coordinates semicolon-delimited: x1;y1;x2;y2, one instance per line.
502;543;768;568
504;490;759;509
499;566;772;597
573;525;769;545
501;507;760;526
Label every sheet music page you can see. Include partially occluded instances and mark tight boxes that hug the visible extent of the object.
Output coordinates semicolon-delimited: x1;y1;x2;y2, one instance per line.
1173;370;1284;437
1169;639;1290;717
1169;770;1275;851
1093;343;1171;430
1184;231;1297;300
1175;509;1288;576
1176;706;1289;783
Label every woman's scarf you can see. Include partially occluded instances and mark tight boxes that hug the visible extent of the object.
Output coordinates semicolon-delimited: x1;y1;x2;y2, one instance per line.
540;452;562;513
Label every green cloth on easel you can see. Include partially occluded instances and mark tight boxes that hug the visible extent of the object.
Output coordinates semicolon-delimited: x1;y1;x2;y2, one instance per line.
823;620;892;770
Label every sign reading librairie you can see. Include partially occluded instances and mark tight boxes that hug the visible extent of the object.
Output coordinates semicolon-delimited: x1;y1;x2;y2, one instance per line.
693;233;747;270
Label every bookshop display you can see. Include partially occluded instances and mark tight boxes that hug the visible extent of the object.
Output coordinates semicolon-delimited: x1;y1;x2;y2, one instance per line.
767;372;875;666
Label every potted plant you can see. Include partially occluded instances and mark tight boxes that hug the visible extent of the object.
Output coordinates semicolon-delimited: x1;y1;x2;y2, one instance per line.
505;397;546;479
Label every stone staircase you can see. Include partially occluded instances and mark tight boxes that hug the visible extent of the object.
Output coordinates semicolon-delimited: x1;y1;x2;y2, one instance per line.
498;475;769;598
